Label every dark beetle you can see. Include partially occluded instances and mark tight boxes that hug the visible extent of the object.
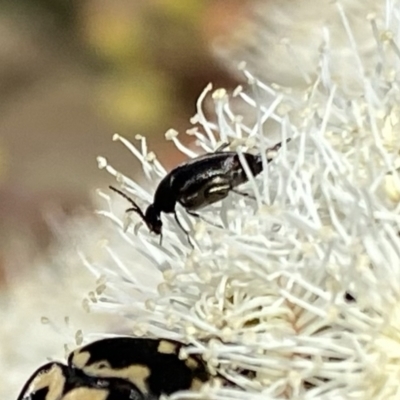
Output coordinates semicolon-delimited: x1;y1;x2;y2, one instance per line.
16;337;211;400
110;140;289;244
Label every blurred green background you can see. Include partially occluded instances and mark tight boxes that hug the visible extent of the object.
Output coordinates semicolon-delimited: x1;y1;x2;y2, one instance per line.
0;0;245;270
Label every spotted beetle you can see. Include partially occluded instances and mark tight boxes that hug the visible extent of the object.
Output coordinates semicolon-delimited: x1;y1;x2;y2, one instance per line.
17;337;212;400
110;139;289;244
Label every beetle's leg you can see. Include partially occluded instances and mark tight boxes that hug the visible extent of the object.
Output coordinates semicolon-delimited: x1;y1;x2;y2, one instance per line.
186;210;201;219
187;210;224;229
187;210;207;222
266;137;291;161
174;212;195;248
232;189;256;200
214;142;229;152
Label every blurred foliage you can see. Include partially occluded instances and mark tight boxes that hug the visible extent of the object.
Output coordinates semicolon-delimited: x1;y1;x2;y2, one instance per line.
1;0;233;136
0;139;8;183
79;0;214;134
0;0;81;33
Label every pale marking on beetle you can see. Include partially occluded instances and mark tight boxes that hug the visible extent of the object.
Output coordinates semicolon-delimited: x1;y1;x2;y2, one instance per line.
157;340;178;354
27;364;66;400
184;357;200;370
70;350;91;369
190;377;204;391
207;183;230;194
63;387;108;400
80;364;151;394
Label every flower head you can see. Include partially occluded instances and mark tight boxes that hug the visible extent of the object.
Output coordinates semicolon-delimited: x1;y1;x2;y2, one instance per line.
89;1;400;399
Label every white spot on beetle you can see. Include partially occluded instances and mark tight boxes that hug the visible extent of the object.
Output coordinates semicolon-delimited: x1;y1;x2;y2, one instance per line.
157;340;178;355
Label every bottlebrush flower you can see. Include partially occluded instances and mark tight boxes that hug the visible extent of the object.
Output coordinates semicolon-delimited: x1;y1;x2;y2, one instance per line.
92;2;400;399
5;1;400;400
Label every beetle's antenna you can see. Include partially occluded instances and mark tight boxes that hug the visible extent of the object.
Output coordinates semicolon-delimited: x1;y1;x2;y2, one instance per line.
109;186;146;220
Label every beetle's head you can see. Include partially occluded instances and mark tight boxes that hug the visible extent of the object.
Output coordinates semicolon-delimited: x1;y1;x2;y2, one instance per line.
145;204;162;235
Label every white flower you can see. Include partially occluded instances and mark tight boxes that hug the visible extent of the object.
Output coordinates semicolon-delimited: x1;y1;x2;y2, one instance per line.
5;1;400;399
90;2;400;399
215;0;393;93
